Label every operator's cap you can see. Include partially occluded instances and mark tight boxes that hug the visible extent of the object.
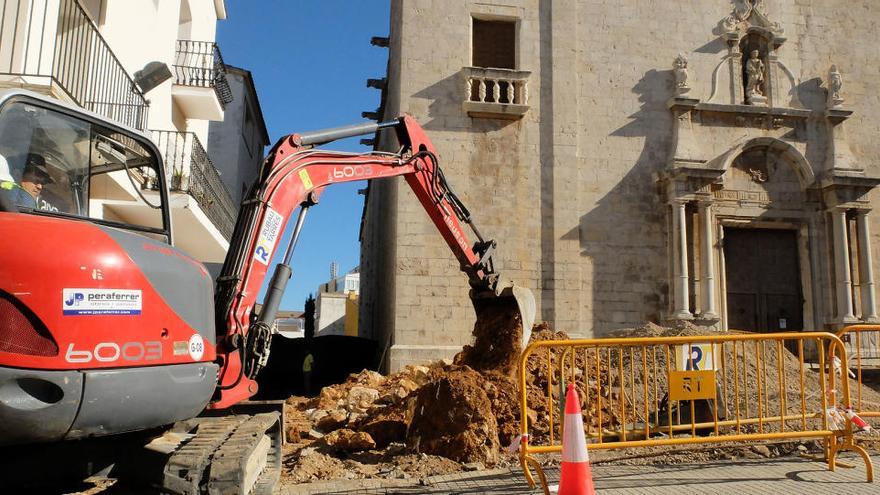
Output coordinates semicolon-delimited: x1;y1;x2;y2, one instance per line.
23;153;53;184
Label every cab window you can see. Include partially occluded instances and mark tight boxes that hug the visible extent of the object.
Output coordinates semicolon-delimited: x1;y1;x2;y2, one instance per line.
0;100;167;239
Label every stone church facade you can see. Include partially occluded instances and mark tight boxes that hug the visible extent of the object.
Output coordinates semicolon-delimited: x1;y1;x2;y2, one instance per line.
359;0;880;371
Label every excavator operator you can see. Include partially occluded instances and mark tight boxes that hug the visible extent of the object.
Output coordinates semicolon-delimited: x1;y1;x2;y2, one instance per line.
1;154;52;210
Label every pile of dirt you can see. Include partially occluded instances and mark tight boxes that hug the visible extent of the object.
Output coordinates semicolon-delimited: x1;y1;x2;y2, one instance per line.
282;303;530;484
455;295;525;375
282;367;528;483
520;323;617;441
407;366;500;465
604;320;712;338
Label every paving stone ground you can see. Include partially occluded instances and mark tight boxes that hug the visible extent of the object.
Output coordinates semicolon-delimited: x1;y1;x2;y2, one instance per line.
279;454;878;494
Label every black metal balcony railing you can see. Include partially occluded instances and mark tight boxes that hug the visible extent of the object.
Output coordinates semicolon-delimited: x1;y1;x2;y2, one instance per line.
0;0;149;129
151;131;237;240
173;40;233;108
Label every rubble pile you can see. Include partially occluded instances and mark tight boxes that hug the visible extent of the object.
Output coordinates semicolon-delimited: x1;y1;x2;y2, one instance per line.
283;305;532;483
283;319;590;486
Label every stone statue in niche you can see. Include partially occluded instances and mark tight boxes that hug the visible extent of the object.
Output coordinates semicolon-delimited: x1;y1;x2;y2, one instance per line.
828;65;844;108
673;54;690;95
746;50;768;105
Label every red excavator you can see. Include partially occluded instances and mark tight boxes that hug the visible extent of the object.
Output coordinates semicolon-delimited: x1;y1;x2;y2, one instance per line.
0;89;535;493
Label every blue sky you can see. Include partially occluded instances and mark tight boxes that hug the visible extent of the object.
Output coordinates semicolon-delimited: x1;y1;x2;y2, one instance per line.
217;1;390;311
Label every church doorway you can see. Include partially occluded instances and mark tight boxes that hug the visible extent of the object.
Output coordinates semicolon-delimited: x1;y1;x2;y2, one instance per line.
723;227;803;333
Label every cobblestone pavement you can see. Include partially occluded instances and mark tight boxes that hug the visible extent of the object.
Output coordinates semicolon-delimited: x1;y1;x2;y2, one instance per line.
279;454;878;494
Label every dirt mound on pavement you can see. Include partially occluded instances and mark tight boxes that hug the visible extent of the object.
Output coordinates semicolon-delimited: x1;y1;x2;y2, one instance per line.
283;309;534;483
283;319;559;481
407;366;500;464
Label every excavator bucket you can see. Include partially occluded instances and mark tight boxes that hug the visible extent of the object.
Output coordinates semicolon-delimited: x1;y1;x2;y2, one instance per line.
509;285;536;345
463;285;536;373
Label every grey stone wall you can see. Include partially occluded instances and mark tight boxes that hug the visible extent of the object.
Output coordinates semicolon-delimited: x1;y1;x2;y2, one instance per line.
360;0;880;371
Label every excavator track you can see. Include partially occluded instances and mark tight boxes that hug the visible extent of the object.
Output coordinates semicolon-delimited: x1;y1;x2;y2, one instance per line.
159;413;282;495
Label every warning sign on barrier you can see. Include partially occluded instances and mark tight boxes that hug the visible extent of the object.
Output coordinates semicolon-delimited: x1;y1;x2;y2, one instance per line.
676;343;720;371
669;370;717;401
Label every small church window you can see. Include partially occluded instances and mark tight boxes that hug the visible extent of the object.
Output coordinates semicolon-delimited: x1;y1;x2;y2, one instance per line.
472;19;516;70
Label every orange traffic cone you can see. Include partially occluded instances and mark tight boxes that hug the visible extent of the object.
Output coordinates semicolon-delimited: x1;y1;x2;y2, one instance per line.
558;383;596;495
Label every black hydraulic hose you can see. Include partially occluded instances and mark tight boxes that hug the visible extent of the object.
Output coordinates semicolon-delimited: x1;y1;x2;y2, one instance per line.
416;150;483;242
120;158;161;209
216;340;247;390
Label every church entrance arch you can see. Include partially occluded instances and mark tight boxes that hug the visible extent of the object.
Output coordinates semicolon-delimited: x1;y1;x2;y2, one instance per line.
713;141;814;332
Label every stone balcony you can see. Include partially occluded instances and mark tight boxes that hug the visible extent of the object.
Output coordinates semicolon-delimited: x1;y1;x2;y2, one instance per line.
462;67;531;119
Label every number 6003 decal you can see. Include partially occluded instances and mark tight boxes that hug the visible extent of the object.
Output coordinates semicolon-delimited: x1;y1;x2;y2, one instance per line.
331;165;373;180
65;341;162;363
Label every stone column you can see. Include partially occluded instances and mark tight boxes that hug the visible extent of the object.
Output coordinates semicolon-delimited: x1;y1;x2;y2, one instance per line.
832;208;857;322
671;200;692;319
699;202;718;319
856;210;878;321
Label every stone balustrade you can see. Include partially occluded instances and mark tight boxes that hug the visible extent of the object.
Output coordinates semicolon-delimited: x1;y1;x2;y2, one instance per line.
462;67;531;119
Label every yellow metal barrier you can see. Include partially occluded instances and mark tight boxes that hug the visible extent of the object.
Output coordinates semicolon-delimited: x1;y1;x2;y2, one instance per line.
518;332;874;492
838;325;880;419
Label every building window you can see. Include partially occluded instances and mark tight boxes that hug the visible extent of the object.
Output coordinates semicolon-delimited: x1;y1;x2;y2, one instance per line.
472;18;516;70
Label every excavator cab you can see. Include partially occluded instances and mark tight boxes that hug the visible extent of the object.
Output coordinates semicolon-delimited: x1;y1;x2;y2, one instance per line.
0;90;218;447
0;91;171;239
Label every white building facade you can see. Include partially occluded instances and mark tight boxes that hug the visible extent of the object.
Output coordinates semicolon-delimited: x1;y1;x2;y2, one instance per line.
0;0;236;262
316;269;360;337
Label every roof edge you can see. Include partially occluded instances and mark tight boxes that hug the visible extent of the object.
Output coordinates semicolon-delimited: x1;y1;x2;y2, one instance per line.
214;0;227;20
224;64;270;145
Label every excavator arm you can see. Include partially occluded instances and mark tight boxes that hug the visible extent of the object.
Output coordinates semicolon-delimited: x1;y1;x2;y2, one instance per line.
211;115;534;408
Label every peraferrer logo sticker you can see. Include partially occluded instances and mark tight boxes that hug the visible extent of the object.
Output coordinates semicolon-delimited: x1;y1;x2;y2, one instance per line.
63;289;142;316
254;208;284;265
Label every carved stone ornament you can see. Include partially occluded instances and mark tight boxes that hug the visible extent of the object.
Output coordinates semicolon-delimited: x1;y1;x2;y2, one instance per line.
827;65;844;108
720;0;783;36
673;53;690;95
748;168;768;183
747;0;768;16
